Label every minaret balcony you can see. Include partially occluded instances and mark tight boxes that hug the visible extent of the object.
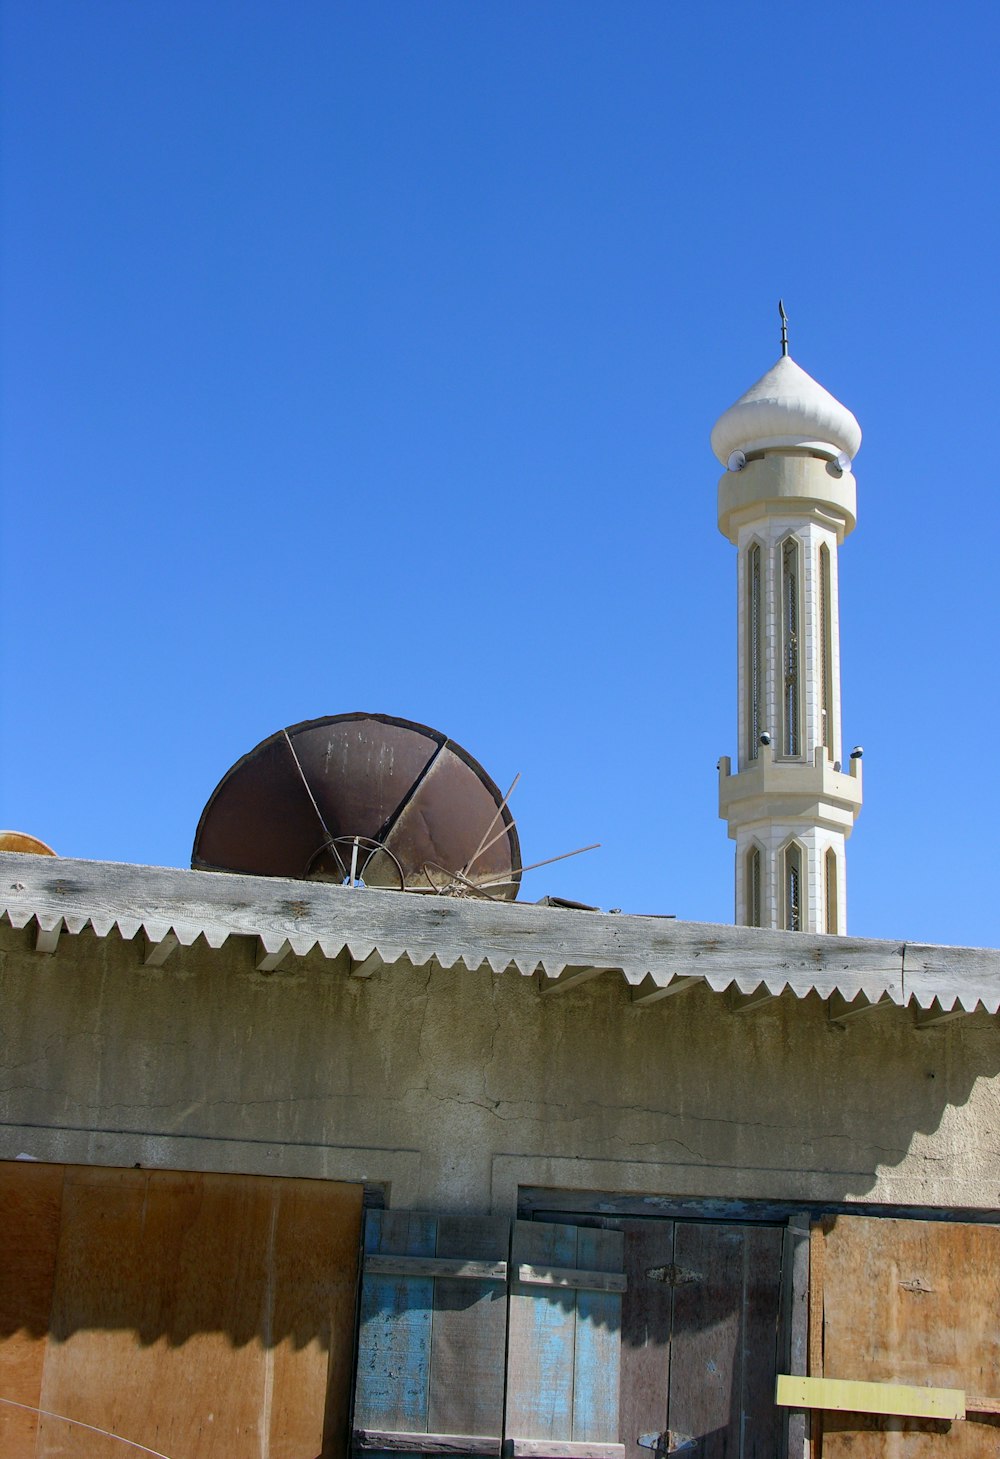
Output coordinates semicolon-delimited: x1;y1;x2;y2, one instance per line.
718;453;857;544
717;745;862;836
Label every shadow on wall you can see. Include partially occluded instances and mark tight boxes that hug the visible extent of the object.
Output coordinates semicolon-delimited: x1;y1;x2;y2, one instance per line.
0;1161;363;1348
485;972;1000;1208
3;927;1000;1218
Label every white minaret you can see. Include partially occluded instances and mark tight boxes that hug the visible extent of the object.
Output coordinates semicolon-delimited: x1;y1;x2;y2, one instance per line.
713;324;863;933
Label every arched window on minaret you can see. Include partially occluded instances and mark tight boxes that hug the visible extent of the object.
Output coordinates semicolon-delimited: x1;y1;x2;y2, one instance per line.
825;846;839;934
780;536;802;757
783;840;804;931
745;842;763;927
819;543;834;753
746;542;764;761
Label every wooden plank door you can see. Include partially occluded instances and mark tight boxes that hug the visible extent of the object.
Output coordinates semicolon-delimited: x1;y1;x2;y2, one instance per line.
617;1219;783;1459
0;1160;364;1459
353;1211;510;1459
505;1220;626;1459
619;1218;675;1459
814;1215;1000;1457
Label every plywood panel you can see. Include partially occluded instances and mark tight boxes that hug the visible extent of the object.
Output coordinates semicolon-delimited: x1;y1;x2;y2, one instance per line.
0;1161;363;1459
0;1162;64;1456
271;1177;366;1459
820;1215;1000;1458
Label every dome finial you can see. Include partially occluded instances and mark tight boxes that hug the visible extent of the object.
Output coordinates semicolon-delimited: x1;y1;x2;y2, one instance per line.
778;298;789;357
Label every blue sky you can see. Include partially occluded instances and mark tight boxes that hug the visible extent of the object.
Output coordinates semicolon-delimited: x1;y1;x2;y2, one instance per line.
2;1;998;947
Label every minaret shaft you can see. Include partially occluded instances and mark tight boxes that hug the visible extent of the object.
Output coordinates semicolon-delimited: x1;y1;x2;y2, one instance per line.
736;517;842;774
713;393;863;934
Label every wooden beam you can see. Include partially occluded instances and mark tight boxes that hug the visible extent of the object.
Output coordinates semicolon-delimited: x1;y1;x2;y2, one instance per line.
350;950;383;979
34;918;63;954
255;937;292;973
828;992;895;1025
903;941;998;1015
355;1431;500;1457
729;986;780;1014
631;975;701;1007
966;1395;1000;1415
807;1218;827;1458
143;930;179;966
775;1373;965;1421
808;1221;825;1380
539;966;610;996
506;1444;625;1459
781;1221;810;1459
915;1000;968;1028
365;1254;507;1280
5;852;996;1013
516;1262;627;1293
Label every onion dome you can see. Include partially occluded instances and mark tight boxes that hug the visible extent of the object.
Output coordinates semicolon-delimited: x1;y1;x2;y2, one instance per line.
711;355;862;465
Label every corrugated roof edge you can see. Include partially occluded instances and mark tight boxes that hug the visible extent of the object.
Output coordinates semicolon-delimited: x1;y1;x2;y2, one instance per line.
0;852;997;1016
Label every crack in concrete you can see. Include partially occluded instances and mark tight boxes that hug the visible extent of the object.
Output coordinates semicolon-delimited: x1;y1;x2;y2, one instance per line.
407;1088;920;1163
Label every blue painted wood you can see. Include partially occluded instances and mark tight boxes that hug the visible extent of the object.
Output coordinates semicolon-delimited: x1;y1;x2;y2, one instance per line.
355;1211;437;1438
572;1228;623;1444
507;1221;623;1447
358;1214;624;1455
356;1212;510;1455
508;1222;578;1441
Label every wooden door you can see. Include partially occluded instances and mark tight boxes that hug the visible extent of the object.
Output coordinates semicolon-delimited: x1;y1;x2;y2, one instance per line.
618;1219;783;1459
354;1215;626;1459
353;1212;510;1458
506;1220;626;1458
0;1160;364;1459
814;1215;1000;1457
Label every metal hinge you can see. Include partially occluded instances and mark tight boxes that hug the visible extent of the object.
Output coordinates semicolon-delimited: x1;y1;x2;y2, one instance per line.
638;1431;696;1455
644;1263;701;1287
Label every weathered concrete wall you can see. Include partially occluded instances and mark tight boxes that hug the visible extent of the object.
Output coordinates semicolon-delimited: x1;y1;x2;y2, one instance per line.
2;923;999;1214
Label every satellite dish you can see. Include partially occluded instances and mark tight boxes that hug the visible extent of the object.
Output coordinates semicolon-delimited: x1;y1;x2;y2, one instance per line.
727;450;746;473
834;449;851;473
192;713;522;899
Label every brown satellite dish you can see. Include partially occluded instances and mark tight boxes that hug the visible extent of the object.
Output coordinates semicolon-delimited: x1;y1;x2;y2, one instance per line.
0;831;57;856
192;713;522;899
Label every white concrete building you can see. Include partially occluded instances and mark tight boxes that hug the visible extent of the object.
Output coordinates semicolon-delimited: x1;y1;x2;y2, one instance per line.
714;346;864;932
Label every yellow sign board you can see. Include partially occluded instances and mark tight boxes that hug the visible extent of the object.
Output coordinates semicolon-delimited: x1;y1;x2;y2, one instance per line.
775;1374;966;1421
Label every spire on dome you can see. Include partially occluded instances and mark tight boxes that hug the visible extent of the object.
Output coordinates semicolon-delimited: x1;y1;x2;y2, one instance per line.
710;353;861;467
